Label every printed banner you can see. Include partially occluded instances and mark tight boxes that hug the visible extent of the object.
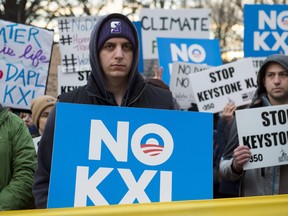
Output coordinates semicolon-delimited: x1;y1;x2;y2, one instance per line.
244;4;288;57
48;103;213;208
57;66;90;95
57;16;99;73
157;37;222;85
0;19;54;110
236;105;288;170
169;62;210;110
189;58;257;113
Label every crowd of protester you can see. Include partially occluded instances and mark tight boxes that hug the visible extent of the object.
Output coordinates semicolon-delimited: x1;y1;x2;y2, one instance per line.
1;12;288;211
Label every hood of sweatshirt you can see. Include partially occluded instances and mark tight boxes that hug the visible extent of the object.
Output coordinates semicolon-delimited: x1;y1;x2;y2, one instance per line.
86;13;142;105
250;54;288;106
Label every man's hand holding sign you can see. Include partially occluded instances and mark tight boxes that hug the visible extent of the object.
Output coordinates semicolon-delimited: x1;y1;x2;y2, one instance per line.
235;105;288;170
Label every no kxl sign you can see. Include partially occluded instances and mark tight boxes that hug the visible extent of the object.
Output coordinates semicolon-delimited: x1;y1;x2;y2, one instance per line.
48;103;213;208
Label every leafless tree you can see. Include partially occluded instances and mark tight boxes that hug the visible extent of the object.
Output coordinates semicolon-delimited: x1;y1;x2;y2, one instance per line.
0;0;109;27
1;0;287;57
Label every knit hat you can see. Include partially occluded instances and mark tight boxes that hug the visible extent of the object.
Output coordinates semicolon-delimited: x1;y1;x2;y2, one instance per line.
255;54;288;97
97;17;136;50
30;95;56;128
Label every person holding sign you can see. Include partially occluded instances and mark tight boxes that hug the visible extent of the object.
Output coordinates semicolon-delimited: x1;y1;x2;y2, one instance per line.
219;54;288;196
0;104;37;210
33;13;176;208
30;95;57;152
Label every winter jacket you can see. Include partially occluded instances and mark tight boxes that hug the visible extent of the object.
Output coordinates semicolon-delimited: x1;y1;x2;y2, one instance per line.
33;13;175;208
0;105;37;210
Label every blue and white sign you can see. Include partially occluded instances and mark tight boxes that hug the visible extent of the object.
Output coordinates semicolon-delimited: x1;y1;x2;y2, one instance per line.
244;4;288;57
140;8;211;60
48;103;213;208
157;37;222;85
134;21;144;73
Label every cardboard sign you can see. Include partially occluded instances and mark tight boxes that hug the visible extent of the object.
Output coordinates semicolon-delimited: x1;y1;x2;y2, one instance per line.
236;105;288;170
0;19;54;110
57;66;90;95
169;62;210;110
48;103;213;208
57;16;99;73
244;4;288;57
157;37;222;85
189;58;257;113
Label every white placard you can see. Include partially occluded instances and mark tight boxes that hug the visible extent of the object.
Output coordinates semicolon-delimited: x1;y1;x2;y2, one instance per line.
0;19;54;110
57;66;90;95
236;105;288;170
57;16;99;73
140;8;211;60
169;62;210;109
189;58;257;113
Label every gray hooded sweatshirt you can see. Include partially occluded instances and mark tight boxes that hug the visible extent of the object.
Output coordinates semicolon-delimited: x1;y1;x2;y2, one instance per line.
219;54;288;196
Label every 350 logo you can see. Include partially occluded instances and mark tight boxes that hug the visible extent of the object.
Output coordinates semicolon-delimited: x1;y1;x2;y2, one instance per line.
202;103;215;111
250;154;263;163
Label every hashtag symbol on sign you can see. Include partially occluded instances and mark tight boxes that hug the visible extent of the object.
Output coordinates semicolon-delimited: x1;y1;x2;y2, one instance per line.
58;19;70;32
59;35;72;45
62;54;77;72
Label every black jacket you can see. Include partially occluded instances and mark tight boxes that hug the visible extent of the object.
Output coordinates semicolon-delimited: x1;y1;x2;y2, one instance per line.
33;13;174;208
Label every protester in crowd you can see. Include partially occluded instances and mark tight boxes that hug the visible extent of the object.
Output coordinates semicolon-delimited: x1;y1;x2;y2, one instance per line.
30;95;57;152
214;102;241;198
220;54;288;196
19;111;40;138
0;104;37;210
215;103;237;171
33;13;177;208
20;112;33;127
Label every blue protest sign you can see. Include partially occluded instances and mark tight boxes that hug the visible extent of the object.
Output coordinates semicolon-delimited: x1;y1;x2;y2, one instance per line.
157;38;222;85
134;21;144;74
48;103;213;208
244;4;288;57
